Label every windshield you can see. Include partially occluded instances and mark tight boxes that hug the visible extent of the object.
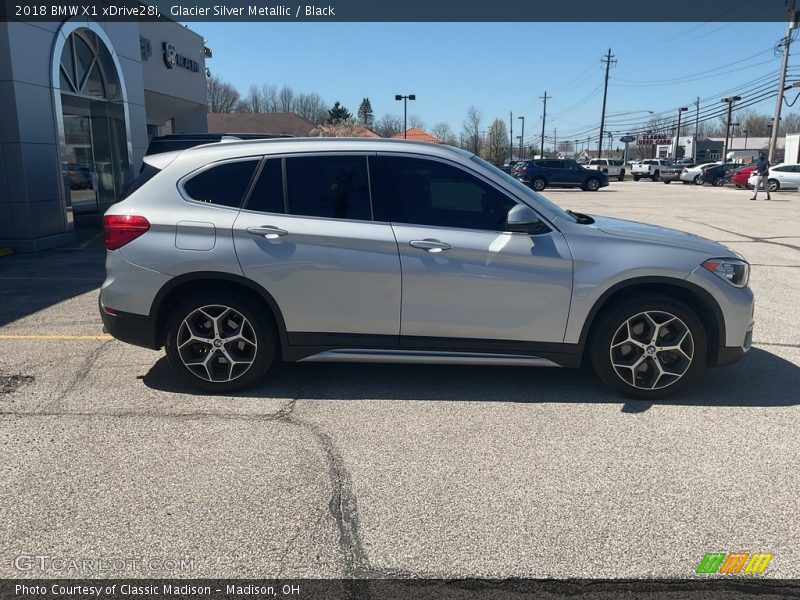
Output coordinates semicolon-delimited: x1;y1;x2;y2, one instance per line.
470;155;578;223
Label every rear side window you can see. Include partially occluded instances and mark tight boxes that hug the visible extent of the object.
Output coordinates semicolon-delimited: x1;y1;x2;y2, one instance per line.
244;159;285;214
183;160;258;207
285;155;371;220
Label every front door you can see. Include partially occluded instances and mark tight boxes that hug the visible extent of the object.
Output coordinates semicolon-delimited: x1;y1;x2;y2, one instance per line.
377;154;573;345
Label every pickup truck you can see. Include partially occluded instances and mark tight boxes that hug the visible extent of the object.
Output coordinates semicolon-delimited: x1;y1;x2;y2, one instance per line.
587;158;626;181
632;159;672;182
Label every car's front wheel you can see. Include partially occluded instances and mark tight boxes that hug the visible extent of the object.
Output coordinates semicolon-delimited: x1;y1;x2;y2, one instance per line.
618;171;625;182
585;177;601;191
164;292;277;392
651;170;660;182
531;177;546;192
589;295;707;400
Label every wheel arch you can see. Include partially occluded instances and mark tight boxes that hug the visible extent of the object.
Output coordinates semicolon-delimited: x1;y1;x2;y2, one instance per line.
578;277;724;367
150;272;288;350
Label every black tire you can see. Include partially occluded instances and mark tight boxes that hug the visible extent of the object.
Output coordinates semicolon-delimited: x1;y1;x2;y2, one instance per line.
164;291;278;392
633;175;640;181
585;177;601;191
693;175;702;185
663;180;671;184
682;180;691;185
589;294;707;400
531;177;546;192
618;170;625;182
768;179;779;192
713;175;725;187
651;170;660;182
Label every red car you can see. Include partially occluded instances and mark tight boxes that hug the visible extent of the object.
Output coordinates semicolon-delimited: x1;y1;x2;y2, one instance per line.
731;165;757;188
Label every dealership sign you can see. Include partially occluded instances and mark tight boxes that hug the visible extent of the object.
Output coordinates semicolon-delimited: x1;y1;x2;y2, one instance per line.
637;133;671;145
162;42;200;73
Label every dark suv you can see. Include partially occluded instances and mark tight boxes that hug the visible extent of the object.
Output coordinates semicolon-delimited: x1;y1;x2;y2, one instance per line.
518;159;608;192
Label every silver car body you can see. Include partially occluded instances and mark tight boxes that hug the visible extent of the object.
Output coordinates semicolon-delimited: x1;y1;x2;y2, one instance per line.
100;138;753;375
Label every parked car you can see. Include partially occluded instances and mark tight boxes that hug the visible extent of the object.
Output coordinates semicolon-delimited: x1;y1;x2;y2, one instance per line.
511;160;529;178
101;138;754;400
588;158;626;181
518;159;608;191
746;163;800;191
659;164;685;184
680;162;722;185
731;165;757;188
632;159;672;181
698;163;739;186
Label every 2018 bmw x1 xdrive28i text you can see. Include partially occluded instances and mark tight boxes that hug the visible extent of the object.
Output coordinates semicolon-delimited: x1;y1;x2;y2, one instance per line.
100;139;754;399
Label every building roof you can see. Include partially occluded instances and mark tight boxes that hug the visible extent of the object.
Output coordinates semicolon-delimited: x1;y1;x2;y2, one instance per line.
392;127;443;143
206;112;316;137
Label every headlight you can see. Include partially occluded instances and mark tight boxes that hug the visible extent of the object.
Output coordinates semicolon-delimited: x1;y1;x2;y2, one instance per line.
701;258;750;288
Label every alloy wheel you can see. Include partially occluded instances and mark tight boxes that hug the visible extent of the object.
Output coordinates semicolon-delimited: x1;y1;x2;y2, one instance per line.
609;311;694;391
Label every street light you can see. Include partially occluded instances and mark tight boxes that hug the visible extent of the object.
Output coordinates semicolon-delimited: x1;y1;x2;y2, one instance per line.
517;116;525;160
730;122;740;150
742;128;749;150
673;107;688;160
606;109;655;118
721;96;741;162
394;94;415;139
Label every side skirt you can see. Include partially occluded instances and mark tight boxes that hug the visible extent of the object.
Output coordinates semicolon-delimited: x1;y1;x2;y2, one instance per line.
298;349;561;367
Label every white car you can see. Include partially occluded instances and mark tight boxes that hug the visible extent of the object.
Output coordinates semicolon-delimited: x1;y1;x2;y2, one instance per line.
632;159;672;181
679;162;722;185
747;163;800;192
588;158;626;181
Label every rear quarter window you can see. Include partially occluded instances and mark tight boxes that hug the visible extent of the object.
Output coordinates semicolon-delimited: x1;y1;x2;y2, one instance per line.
182;159;259;208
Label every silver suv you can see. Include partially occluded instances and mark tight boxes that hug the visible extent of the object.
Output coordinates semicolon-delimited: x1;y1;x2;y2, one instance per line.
100;139;754;399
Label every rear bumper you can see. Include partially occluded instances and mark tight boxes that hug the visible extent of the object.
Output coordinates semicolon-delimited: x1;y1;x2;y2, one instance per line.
99;297;160;350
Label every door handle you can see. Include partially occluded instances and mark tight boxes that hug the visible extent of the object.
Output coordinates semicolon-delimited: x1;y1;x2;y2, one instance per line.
247;225;289;239
409;239;452;253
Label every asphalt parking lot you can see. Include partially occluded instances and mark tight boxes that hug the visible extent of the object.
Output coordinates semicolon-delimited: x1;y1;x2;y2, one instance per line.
0;181;798;581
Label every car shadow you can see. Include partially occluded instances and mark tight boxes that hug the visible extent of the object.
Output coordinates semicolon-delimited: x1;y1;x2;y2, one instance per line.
141;347;800;411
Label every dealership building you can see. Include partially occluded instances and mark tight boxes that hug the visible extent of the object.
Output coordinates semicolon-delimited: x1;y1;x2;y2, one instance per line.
0;18;209;251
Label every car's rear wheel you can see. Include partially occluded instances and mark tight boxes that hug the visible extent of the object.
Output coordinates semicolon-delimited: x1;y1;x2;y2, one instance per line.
682;180;691;185
693;175;702;185
618;171;625;182
768;179;779;192
713;175;725;186
165;292;277;392
651;170;660;182
531;177;546;192
663;180;671;184
589;295;707;400
633;175;640;181
585;177;600;191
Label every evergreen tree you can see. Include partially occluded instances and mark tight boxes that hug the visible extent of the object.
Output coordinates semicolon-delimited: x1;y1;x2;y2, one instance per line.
357;98;375;128
327;101;352;124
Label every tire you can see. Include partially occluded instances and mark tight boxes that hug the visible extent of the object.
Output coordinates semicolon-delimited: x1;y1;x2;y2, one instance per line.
713;175;725;187
682;180;691;185
618;170;625;182
531;177;546;192
164;291;278;392
585;177;600;191
633;175;640;181
693;175;702;185
768;179;779;192
651;170;660;182
589;295;707;400
663;180;671;184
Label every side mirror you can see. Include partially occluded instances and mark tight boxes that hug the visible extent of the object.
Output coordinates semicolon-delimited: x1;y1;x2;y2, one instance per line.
506;204;548;234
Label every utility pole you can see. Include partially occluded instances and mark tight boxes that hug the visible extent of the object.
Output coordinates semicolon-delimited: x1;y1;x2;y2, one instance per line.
721;96;741;162
518;115;525;160
597;48;616;159
674;107;688;160
539;91;550;158
509;111;513;162
770;0;797;162
554;128;557;156
743;129;749;150
693;97;700;162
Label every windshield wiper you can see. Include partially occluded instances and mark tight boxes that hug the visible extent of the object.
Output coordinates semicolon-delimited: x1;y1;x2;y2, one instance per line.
566;210;595;224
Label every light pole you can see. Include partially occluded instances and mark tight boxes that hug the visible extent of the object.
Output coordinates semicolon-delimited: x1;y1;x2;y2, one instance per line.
743;129;749;150
518;116;525;160
730;122;739;151
721;96;741;162
394;94;415;139
673;107;688;160
574;139;580;159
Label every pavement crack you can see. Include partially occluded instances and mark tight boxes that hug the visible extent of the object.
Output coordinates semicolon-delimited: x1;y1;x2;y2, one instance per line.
54;339;112;411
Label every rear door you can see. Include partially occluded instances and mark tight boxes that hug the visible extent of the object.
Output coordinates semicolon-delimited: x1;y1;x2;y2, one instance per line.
232;153;401;340
375;153;573;345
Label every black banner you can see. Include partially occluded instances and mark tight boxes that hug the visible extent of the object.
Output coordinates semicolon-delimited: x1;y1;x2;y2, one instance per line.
1;579;800;600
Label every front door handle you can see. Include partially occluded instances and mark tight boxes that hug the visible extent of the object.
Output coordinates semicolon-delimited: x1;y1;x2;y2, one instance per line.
247;225;289;240
409;239;452;253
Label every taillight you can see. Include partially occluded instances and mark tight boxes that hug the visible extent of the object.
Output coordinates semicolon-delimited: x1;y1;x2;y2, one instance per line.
682;168;688;173
104;215;150;250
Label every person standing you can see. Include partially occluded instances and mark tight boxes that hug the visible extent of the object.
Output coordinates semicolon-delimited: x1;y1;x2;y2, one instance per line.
751;152;771;201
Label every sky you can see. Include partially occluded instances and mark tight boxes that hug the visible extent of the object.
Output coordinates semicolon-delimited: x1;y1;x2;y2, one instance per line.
189;22;795;148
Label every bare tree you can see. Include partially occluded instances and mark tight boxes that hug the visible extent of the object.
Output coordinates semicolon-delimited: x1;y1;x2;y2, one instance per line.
374;113;403;138
278;85;294;112
294;92;328;124
462;106;482;154
207;76;241;113
481;118;510;165
408;115;426;129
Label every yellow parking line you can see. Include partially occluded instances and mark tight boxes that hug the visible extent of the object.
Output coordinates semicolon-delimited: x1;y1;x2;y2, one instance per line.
77;231;104;250
0;334;112;340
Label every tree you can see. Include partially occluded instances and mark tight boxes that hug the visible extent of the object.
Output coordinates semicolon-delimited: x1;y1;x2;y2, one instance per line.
462;106;482;154
327;101;353;124
278;85;294;112
408;115;426;129
374;113;403;137
206;76;240;113
294;92;328;124
481;119;510;165
357;98;375;128
431;122;457;145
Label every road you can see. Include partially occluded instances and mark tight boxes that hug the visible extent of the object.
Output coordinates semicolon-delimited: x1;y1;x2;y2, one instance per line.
0;180;798;581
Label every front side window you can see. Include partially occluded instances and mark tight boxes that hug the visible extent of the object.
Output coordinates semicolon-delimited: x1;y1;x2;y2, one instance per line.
183;160;259;207
285;155;371;220
244;159;285;214
384;156;517;231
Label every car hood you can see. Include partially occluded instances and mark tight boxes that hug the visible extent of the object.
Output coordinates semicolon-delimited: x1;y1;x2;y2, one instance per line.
591;215;733;255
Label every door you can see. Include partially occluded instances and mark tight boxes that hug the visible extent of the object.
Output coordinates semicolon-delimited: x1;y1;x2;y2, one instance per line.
232;154;401;339
378;154;573;345
546;160;569;186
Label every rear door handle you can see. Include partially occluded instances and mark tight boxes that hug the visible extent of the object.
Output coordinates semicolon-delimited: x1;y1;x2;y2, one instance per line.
409;239;452;253
247;225;289;239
